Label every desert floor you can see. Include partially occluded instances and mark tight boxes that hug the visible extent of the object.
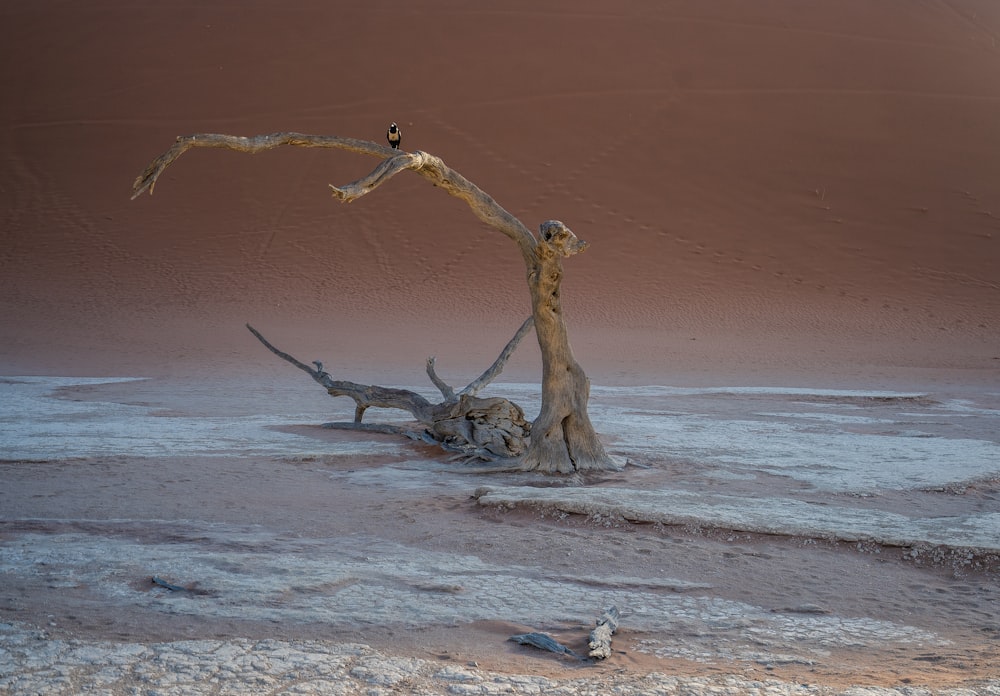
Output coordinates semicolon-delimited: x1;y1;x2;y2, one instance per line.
1;376;998;694
2;0;999;693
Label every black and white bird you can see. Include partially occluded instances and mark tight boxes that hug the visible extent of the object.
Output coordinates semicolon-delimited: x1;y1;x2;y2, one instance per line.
386;122;401;149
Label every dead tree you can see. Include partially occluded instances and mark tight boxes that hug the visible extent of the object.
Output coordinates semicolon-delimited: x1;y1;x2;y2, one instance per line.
132;132;619;473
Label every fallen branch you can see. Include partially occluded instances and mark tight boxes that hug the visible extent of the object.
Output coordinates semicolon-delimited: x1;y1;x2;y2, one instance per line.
247;323;436;424
246;323;532;460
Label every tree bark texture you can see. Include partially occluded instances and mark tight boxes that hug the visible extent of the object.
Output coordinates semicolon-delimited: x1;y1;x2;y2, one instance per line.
133;132;618;472
520;220;610;473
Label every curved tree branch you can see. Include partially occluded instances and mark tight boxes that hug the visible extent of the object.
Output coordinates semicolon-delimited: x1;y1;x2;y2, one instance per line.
131;132;393;199
330;149;536;258
426;316;534;402
132;132;537;259
328;150;422;203
460;315;535;397
425;356;457;402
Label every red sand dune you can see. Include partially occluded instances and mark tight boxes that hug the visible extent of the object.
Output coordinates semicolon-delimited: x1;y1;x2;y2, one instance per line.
2;0;999;388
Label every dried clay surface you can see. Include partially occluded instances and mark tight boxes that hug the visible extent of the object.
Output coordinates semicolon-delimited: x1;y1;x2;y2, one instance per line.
1;376;998;694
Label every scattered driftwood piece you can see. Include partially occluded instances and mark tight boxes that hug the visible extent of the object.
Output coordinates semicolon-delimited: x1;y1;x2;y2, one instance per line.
246;323;532;460
509;605;620;662
508;632;581;660
151;576;187;592
588;605;620;659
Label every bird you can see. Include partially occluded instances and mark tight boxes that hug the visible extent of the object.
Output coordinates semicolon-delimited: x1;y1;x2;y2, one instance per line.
386;122;401;149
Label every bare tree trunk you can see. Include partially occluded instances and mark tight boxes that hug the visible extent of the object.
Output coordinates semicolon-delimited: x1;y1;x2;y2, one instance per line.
521;221;612;473
133;132;619;473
